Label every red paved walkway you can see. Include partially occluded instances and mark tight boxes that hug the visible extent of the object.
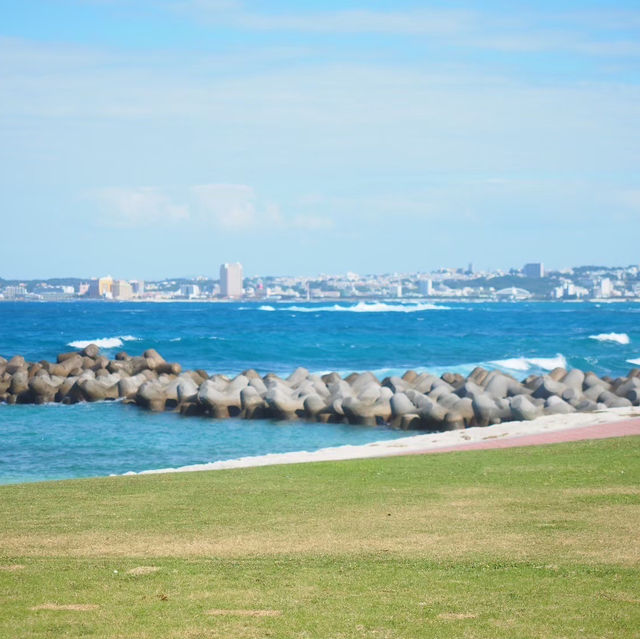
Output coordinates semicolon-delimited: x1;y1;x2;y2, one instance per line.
408;417;640;456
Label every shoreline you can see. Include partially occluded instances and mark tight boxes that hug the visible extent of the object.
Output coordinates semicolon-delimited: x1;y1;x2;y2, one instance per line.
124;406;640;477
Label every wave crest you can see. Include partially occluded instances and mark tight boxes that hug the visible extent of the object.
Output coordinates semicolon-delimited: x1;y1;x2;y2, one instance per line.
490;354;567;372
67;335;140;349
311;354;569;380
260;302;450;313
589;332;630;345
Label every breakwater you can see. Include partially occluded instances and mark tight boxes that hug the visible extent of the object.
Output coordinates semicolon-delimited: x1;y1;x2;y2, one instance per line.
1;345;639;431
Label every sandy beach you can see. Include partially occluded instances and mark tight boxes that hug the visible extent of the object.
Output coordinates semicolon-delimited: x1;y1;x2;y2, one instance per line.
127;406;640;477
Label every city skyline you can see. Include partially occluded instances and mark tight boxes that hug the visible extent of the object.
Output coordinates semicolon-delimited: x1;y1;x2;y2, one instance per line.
2;0;639;279
2;261;639;302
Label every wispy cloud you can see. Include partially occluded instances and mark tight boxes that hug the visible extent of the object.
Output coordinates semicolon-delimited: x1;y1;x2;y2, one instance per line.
172;3;640;58
91;187;188;228
88;184;333;232
190;184;282;230
234;9;475;36
290;215;334;231
616;189;640;211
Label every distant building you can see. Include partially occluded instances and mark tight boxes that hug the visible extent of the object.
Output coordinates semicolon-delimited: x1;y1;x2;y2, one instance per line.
179;283;200;298
33;285;74;301
98;275;114;297
495;287;532;301
523;263;544;278
85;280;100;298
220;263;243;298
3;286;27;300
593;278;614;298
130;280;144;296
418;278;434;296
551;281;588;299
112;280;133;300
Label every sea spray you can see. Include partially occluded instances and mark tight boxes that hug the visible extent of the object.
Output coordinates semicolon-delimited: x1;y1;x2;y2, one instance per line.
589;333;631;345
260;302;450;313
68;335;140;349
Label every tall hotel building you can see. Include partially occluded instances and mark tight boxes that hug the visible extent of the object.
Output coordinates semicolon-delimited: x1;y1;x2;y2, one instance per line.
220;263;243;298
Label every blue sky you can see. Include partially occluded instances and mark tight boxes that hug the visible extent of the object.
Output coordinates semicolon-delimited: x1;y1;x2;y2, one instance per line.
1;0;639;278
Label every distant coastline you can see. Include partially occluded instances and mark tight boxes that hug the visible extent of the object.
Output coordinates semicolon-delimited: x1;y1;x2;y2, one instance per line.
2;262;639;303
1;297;640;304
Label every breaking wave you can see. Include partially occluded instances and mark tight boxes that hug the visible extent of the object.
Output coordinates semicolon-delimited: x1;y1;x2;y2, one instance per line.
67;335;140;349
627;358;640;366
589;332;630;345
490;354;567;372
260;302;450;313
311;354;568;380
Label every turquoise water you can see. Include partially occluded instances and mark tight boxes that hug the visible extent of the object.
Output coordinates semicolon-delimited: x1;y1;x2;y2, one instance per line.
1;300;639;483
0;402;408;484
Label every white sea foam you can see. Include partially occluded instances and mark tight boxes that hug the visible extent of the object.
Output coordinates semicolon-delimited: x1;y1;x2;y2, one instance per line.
490;358;531;372
490;354;567;372
310;354;568;381
67;335;140;349
261;302;450;313
121;407;640;477
627;358;640;366
589;332;630;345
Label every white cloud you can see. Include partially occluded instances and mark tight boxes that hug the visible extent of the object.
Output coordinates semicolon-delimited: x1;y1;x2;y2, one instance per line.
190;183;282;230
616;189;640;215
234;9;475;36
172;0;241;12
291;215;334;231
91;187;188;228
172;4;640;58
88;184;333;233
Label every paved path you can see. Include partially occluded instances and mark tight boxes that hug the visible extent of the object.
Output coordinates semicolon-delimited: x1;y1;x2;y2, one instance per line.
408;417;640;456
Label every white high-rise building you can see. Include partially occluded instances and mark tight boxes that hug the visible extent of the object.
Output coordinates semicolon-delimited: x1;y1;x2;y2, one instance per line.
220;263;243;298
419;278;434;296
594;277;614;298
179;284;200;299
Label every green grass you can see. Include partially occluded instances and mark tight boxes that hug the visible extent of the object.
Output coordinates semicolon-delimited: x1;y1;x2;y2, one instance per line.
1;438;639;638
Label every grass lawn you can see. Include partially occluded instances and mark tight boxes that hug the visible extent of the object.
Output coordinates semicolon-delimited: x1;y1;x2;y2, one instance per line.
1;437;639;638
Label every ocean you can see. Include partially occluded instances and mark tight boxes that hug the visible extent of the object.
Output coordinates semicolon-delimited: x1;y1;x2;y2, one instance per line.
1;300;639;484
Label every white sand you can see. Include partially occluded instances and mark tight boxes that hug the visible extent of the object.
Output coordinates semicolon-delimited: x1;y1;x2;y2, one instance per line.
123;407;640;477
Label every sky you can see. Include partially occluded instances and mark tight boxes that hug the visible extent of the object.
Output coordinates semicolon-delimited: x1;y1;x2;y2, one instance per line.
1;0;639;279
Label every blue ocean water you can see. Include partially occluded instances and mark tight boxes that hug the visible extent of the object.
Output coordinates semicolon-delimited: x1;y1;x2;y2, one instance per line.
1;300;639;484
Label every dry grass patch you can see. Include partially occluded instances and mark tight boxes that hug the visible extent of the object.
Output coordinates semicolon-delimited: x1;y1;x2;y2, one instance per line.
0;564;24;571
205;609;281;617
598;591;640;604
2;480;639;565
126;565;159;575
438;612;478;620
30;603;99;611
